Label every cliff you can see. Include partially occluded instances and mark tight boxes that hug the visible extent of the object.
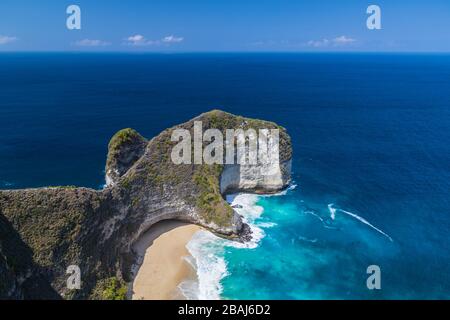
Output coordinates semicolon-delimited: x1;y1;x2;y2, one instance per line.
0;110;292;299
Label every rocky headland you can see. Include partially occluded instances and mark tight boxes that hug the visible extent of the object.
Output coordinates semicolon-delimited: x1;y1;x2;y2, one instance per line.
0;110;292;299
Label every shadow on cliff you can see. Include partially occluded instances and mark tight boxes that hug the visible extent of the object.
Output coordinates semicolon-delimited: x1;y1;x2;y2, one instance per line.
0;214;61;299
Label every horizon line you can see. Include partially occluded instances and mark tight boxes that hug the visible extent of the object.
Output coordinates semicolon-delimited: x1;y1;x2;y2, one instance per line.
1;50;450;55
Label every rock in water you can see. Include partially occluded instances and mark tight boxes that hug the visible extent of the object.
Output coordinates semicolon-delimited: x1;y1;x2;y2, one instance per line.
0;110;292;299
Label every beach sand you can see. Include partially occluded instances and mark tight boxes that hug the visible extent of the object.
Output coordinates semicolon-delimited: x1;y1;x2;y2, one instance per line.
131;220;200;300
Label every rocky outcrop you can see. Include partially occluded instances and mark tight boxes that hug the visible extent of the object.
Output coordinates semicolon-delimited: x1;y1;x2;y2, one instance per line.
220;160;292;194
105;128;147;186
0;110;292;299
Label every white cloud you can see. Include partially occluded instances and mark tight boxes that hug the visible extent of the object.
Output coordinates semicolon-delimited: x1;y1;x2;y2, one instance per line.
307;39;330;48
74;39;110;47
162;35;183;43
124;34;184;46
333;35;356;45
307;35;356;48
124;34;157;46
127;34;145;43
128;35;144;42
0;35;17;45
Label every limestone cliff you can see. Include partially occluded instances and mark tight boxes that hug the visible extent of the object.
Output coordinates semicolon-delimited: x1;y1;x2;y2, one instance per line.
0;110;292;299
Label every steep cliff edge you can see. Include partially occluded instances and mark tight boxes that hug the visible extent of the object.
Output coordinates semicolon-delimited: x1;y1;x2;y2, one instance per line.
0;110;292;299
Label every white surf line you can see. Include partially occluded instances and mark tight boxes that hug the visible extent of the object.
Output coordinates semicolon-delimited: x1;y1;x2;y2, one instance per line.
305;210;325;222
260;183;298;198
328;203;337;220
328;204;393;242
184;192;270;300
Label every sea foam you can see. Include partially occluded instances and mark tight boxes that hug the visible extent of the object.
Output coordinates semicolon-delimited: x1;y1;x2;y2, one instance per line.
328;203;393;242
181;230;228;300
180;183;298;300
180;193;268;300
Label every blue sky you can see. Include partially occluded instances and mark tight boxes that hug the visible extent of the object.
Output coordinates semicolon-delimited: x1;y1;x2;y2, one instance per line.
0;0;449;52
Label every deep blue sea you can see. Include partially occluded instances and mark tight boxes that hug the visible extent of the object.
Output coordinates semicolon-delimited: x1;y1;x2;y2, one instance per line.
1;53;449;299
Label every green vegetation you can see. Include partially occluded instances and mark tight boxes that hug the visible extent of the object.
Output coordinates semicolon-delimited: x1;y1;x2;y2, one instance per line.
92;277;128;300
102;277;127;300
193;163;233;227
108;128;143;154
0;189;87;268
0;109;292;299
120;175;132;190
106;128;147;173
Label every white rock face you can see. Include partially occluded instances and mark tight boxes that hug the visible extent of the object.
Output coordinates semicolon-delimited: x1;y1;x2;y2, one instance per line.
220;159;291;194
105;170;117;187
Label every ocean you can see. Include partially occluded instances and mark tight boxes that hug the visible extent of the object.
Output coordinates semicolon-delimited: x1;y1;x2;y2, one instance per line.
1;53;449;299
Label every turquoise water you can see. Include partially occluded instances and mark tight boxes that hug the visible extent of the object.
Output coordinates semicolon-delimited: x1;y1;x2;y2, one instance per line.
222;192;398;299
1;53;449;299
186;184;446;299
185;190;401;300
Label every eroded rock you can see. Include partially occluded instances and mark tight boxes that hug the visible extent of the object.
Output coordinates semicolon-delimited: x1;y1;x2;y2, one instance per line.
0;110;292;299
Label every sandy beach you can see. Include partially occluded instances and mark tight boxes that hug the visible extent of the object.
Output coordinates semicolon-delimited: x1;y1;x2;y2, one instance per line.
131;220;200;300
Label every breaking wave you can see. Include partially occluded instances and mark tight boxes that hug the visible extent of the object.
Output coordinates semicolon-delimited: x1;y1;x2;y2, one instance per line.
180;192;277;299
328;203;393;242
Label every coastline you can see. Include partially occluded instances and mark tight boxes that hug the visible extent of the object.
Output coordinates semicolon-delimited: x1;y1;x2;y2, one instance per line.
131;220;201;300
